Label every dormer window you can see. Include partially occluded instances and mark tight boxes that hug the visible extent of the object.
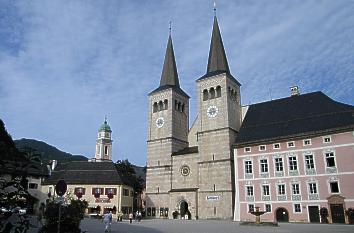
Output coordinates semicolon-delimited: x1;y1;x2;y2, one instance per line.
287;141;295;148
244;147;251;153
303;139;311;146
273;143;280;149
323;136;331;143
259;145;266;151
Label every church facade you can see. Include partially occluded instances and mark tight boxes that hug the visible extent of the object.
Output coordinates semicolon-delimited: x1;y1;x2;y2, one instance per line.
145;14;354;222
145;15;240;220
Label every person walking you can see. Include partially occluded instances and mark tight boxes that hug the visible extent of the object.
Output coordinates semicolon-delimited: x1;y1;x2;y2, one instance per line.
129;212;133;224
103;211;113;232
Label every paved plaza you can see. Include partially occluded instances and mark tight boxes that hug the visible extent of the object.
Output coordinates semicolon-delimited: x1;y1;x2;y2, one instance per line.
79;218;354;233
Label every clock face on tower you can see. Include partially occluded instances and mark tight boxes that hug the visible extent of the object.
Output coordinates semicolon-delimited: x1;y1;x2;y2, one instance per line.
207;106;219;118
155;117;165;128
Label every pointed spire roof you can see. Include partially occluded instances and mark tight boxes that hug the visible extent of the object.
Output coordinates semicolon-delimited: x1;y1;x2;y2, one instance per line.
160;35;179;87
207;16;230;74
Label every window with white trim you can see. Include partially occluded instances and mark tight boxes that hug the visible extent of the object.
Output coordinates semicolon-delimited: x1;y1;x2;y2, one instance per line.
265;204;272;212
292;183;300;195
259;145;266;151
273;143;280;149
275;157;284;172
248;204;254;213
278;184;286;195
325;152;336;167
303;139;311;146
294;204;301;213
245;160;253;174
262;185;270;196
323;136;331;143
308;183;318;194
246;186;254;196
260;159;268;173
288;156;298;170
305;154;315;169
244;147;251;153
330;181;339;193
287;141;295;148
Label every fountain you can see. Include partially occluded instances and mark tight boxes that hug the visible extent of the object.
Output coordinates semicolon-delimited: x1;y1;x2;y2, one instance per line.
250;207;266;224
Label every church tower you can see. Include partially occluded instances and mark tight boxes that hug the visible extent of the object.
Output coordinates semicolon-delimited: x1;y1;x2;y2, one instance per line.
196;14;242;219
95;118;113;161
146;34;189;212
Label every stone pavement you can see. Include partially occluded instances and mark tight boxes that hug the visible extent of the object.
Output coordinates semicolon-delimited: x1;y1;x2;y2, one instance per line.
80;218;354;233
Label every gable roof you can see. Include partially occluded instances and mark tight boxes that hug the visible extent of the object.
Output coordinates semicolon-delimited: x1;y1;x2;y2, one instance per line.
42;161;124;185
235;91;354;147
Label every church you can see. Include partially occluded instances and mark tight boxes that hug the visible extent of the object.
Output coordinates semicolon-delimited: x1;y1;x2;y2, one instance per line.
145;13;354;222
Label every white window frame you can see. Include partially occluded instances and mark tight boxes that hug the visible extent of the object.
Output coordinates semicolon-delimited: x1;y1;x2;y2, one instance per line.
324;151;337;168
328;179;341;194
323;135;332;143
273;143;281;149
262;184;270;196
304;153;316;170
287;141;295;148
248;204;255;213
244;147;251;153
288;155;298;171
277;183;286;195
292;183;300;195
308;182;318;194
259;158;269;173
303;139;312;146
265;203;272;213
246;185;254;197
244;160;253;175
259;145;266;151
274;157;284;172
293;203;302;213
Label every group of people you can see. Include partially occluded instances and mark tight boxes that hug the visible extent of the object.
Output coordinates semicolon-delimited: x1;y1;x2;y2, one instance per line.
102;210;143;232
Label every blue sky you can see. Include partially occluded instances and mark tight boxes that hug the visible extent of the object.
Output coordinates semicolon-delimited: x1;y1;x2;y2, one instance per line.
1;0;353;166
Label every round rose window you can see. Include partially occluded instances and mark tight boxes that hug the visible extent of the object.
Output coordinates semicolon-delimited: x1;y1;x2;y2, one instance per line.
180;165;190;176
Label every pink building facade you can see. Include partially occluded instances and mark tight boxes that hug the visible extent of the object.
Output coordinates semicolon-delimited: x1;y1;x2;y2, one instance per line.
233;91;354;223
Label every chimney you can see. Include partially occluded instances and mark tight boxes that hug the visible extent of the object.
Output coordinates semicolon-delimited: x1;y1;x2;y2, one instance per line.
290;86;300;96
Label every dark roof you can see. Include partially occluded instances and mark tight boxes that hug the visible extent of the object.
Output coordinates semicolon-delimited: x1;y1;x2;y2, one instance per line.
172;146;198;156
149;35;189;98
235;92;354;146
42;161;124;185
197;70;241;86
206;16;229;75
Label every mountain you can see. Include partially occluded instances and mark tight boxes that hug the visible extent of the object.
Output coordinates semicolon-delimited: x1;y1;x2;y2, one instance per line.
14;138;88;164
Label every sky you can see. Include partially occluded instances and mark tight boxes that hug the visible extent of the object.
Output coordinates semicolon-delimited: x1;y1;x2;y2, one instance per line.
1;0;354;166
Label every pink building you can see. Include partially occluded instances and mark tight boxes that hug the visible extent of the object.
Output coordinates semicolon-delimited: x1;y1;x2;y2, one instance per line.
234;90;354;223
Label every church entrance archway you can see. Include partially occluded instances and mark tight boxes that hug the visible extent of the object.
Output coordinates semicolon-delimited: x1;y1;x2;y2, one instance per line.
276;207;289;222
180;201;191;219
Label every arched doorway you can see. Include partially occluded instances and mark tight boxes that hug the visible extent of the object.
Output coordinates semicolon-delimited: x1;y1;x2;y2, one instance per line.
180;201;191;219
276;207;289;222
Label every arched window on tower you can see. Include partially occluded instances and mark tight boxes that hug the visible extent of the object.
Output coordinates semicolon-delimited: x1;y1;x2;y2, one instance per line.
181;103;185;113
158;101;163;111
175;100;178;110
177;102;181;112
153;102;158;113
216;86;221;98
104;146;108;155
163;99;168;110
210;87;215;99
203;89;208;101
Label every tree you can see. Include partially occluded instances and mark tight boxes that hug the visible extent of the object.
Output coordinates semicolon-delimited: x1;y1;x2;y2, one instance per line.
115;159;144;193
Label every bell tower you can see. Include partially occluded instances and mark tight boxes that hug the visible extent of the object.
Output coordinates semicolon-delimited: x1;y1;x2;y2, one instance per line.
95;118;113;161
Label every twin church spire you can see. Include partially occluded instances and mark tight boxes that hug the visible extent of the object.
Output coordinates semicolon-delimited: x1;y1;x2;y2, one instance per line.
158;13;230;90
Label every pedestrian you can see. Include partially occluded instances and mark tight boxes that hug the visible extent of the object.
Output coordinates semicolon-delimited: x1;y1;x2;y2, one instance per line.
129;212;133;224
137;211;142;222
102;211;113;232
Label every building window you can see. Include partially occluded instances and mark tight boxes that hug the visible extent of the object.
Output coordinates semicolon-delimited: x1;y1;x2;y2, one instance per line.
214;207;217;215
209;87;215;99
160;208;164;216
309;183;318;194
262;185;270;196
259;145;266;151
305;154;315;169
28;183;38;189
104;146;108;155
248;204;255;213
287;141;295;148
203;89;208;101
303;139;311;146
278;184;286;195
147;207;151;216
152;207;156;216
273;143;280;149
246;186;254;196
292;183;300;195
216;86;221;98
153;102;158;112
275;158;284;172
123;188;129;196
323;136;331;143
245;160;253;174
330;181;340;193
325;152;336;167
288;156;298;171
265;204;271;212
244;147;251;153
260;159;268;173
294;204;301;213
